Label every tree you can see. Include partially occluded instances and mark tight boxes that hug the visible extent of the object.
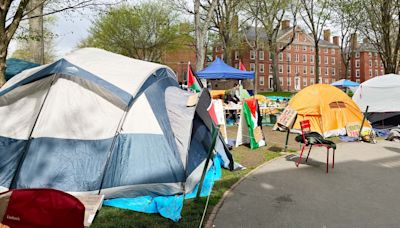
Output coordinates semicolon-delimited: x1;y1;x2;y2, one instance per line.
81;3;183;62
299;0;331;83
331;0;362;79
359;0;400;74
211;0;242;65
0;0;117;87
245;0;298;92
12;15;56;63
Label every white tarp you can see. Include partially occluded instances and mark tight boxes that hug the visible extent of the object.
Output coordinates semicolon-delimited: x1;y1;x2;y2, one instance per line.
353;74;400;113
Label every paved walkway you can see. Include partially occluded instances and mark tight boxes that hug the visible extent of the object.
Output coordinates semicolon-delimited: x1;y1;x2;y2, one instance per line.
213;140;400;228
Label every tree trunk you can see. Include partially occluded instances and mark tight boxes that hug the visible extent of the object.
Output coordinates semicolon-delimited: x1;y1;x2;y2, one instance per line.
271;51;281;92
315;44;320;83
27;1;44;64
0;44;7;87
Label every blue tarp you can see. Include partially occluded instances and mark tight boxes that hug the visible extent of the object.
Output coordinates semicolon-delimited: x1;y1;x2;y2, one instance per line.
103;155;223;222
331;79;360;87
5;58;39;81
196;58;255;80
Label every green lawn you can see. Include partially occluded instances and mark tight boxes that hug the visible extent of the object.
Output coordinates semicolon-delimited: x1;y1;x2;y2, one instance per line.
92;146;282;228
258;91;294;97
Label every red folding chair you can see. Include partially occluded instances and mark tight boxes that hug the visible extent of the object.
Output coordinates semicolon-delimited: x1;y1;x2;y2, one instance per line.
295;120;336;173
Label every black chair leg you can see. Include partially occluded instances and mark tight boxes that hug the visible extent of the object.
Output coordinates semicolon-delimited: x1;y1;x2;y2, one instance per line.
326;148;329;173
305;145;312;163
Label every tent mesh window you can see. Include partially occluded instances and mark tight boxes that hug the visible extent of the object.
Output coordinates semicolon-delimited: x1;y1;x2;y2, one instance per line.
329;101;346;109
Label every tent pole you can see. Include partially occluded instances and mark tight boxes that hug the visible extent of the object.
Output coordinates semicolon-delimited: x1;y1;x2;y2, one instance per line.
196;125;219;200
284;129;290;152
9;74;58;189
358;106;369;140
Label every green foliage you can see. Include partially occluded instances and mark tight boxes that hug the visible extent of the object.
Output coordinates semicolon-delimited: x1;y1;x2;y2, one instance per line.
81;2;190;63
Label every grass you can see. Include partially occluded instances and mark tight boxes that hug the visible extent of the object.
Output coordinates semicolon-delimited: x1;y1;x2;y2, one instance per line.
92;146;283;228
258;91;294;97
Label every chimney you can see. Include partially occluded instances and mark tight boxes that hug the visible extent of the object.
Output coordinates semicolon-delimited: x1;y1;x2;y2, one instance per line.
363;37;369;44
281;20;290;29
323;29;331;42
351;33;358;49
333;36;340;46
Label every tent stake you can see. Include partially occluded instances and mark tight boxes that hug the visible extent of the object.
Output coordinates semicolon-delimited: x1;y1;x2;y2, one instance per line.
284;129;290;152
358;106;369;140
196;125;219;200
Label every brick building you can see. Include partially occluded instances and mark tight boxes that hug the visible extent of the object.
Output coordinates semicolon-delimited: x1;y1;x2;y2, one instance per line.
161;44;197;83
348;35;385;83
214;21;342;92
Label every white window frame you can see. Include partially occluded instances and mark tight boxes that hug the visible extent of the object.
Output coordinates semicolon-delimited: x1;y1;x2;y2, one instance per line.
250;63;256;71
287;53;291;62
324;48;328;53
259;50;264;60
310;55;314;63
250;50;256;60
356;60;360;68
325;78;329;84
332;68;335;76
310;78;315;85
331;57;335;65
356;69;360;78
332;48;335;54
279;64;283;73
303;45;307;51
310;66;314;75
279;77;283;86
375;70;378;76
303;78;307;86
325;67;328;75
324;56;328;65
234;51;239;60
259;64;265;73
259;76;264;85
369;69;372;77
303;54;307;63
279;52;283;61
268;75;274;89
303;65;307;74
355;52;360;58
295;53;299;62
369;60;372;67
287;65;291;73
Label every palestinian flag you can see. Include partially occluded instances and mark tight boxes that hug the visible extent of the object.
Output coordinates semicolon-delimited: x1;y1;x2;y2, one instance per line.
187;62;201;92
239;60;246;71
242;99;265;149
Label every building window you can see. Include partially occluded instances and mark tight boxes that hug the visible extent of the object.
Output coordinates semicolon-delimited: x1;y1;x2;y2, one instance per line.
287;53;291;62
325;67;328;75
269;64;273;72
318;55;321;64
356;69;360;78
250;50;256;59
324;56;328;65
279;77;283;86
325;78;329;84
288;78;291;86
310;78;315;85
303;54;307;63
259;64;265;73
279;52;283;61
369;52;372;57
295;54;299;62
303;78;307;86
369;69;372;77
250;63;256;71
324;48;328;53
310;46;314;52
279;64;283;73
310;55;314;63
303;65;307;74
234;51;239;60
356;60;360;68
287;65;291;73
295;45;299;51
310;66;314;74
259;51;264;60
269;76;274;89
355;52;360;58
369;60;372;67
295;65;299;74
375;60;378;67
375;70;378;76
374;52;378;57
303;45;307;51
259;76;264;85
332;68;335;76
331;57;335;65
332;49;335;54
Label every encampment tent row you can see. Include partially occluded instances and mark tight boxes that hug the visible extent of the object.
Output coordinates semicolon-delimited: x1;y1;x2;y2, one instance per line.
0;48;234;219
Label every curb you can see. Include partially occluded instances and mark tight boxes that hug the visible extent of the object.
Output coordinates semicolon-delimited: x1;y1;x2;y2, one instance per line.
204;153;287;228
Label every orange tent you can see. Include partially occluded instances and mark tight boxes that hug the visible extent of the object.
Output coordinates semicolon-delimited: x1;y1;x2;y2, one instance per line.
289;84;371;137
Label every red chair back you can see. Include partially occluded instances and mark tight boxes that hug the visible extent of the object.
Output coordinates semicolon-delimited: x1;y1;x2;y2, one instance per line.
300;120;311;142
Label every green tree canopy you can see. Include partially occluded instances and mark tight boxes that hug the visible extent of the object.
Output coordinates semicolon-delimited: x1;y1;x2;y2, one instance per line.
81;2;186;62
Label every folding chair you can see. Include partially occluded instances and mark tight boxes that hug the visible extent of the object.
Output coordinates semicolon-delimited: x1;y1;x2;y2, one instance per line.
295;120;336;173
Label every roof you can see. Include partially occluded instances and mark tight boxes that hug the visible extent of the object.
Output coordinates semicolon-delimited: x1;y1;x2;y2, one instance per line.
243;26;339;48
5;58;40;81
196;58;255;79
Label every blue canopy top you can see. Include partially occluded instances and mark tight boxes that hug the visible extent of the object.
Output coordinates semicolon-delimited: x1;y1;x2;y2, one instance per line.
331;79;360;87
196;58;255;79
5;58;40;81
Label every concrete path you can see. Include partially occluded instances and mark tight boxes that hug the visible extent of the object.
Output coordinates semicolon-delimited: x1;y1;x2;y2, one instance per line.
213;140;400;228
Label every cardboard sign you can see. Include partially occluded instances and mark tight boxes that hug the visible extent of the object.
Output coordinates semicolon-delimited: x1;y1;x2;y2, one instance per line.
0;192;11;223
346;122;361;137
277;106;297;129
